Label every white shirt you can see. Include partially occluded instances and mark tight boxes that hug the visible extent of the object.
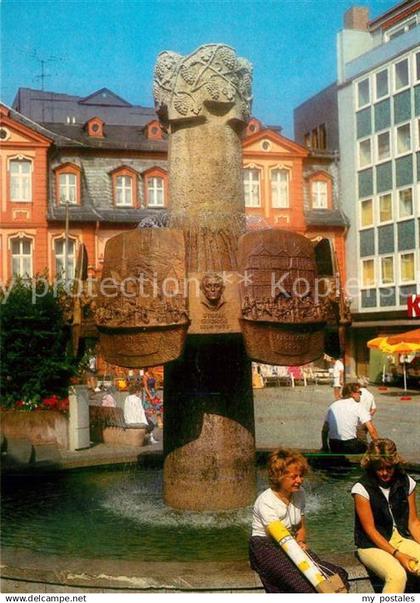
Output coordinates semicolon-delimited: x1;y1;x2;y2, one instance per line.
251;487;305;537
123;394;147;425
332;359;344;386
359;387;376;414
325;397;371;441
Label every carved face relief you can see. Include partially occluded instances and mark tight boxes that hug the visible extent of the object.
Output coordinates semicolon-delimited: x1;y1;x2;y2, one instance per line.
200;273;225;310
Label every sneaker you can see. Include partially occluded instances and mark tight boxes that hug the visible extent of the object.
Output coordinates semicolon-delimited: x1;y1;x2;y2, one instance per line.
149;434;159;445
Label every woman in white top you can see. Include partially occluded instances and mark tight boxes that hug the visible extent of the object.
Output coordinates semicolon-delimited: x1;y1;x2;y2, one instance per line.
123;384;158;443
352;439;420;592
249;447;349;593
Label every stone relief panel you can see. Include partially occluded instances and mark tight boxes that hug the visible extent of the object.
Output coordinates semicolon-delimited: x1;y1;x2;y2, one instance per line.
96;228;189;367
238;230;332;365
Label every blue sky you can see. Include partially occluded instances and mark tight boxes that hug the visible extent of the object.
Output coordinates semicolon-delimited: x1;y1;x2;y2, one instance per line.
2;0;397;137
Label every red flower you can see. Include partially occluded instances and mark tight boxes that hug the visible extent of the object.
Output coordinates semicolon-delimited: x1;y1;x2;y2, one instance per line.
42;397;57;407
57;398;69;411
16;400;24;408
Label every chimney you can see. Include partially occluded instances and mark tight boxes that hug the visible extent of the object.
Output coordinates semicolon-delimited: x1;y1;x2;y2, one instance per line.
344;6;369;31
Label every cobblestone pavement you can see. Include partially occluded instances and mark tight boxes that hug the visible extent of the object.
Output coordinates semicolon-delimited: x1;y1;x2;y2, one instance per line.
253;383;420;462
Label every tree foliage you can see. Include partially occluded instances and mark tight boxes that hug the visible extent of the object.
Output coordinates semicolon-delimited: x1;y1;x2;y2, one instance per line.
0;277;75;408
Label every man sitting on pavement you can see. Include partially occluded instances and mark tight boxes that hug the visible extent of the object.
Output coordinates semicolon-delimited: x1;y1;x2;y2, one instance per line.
321;383;379;454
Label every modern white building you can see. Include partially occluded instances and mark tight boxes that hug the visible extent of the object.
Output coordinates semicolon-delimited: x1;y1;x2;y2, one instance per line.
295;0;419;380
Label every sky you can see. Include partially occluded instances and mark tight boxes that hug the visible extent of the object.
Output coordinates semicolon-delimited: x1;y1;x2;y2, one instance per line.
1;0;399;137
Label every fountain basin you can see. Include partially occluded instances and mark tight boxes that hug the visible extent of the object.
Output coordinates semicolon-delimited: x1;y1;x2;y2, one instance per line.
3;464;418;592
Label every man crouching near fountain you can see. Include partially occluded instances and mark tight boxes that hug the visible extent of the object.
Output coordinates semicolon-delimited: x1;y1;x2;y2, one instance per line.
249;447;349;593
123;383;159;445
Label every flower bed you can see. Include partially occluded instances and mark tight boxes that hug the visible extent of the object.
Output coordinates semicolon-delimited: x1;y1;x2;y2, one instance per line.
13;395;69;413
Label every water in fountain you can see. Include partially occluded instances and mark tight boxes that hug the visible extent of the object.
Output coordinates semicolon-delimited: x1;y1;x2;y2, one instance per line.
4;466;416;562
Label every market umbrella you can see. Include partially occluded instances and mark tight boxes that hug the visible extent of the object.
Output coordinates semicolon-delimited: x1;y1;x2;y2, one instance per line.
367;336;387;349
385;341;420;392
367;336;391;383
366;336;420;390
388;328;420;345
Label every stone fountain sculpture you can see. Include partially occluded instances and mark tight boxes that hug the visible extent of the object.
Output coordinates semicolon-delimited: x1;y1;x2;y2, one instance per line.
96;45;341;511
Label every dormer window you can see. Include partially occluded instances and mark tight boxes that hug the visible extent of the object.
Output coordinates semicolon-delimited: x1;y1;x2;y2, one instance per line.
143;167;168;208
312;181;328;208
308;172;332;209
54;163;81;205
145;120;163;140
85;117;105;138
111;166;138;207
116;176;133;206
245;118;263;137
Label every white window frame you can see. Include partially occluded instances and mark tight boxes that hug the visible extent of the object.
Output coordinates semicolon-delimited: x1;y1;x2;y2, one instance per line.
376;130;391;162
59;173;77;204
357;77;370;109
361;257;376;289
360;198;374;228
378;192;393;224
311;179;328;209
271;168;289;208
358;137;372;168
380;255;395;285
54;237;76;280
394;57;410;92
384;16;418;42
395;122;412;157
415;51;420;83
115;175;133;207
374;68;389;101
399;251;416;284
9;158;32;202
397;186;414;220
147;176;165;207
10;236;33;277
243;168;261;208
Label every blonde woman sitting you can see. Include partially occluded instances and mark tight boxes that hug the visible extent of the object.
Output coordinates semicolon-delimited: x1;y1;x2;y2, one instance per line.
249;447;349;593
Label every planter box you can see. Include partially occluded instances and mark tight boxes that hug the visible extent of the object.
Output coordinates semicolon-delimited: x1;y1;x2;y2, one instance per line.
0;410;69;449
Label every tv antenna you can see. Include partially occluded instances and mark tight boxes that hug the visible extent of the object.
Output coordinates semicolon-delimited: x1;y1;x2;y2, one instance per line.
31;50;63;91
29;50;65;121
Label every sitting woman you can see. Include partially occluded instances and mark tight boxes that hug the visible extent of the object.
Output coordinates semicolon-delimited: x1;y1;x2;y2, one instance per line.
249;447;349;593
123;383;158;444
352;438;420;593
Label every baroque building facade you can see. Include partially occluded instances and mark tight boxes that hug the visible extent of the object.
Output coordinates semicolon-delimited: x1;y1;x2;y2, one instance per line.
4;86;348;359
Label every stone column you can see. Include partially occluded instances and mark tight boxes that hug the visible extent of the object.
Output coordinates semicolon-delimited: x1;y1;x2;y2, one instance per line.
154;45;256;509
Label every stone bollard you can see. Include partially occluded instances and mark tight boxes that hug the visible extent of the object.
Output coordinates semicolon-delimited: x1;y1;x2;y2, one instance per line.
68;386;90;450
